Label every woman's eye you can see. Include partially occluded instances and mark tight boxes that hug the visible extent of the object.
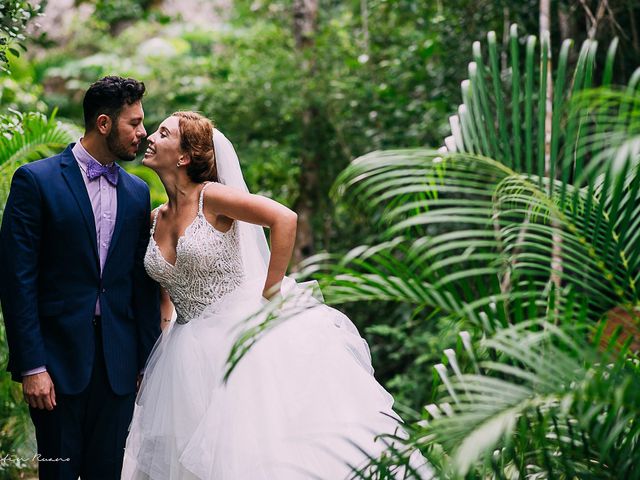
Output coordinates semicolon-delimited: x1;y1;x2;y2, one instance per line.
160;132;166;138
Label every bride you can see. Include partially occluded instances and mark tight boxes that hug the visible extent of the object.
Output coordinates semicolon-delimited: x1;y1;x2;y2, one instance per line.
121;111;429;479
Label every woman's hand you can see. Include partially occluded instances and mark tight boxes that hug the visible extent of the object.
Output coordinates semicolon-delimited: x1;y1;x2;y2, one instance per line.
262;283;282;301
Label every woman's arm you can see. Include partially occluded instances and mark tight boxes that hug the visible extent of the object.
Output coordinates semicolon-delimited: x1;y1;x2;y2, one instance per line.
149;209;175;331
203;183;297;298
135;201;161;376
160;287;174;331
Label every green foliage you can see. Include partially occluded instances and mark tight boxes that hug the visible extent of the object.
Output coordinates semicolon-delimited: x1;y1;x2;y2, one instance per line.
0;44;48;115
293;26;640;477
124;163;167;208
92;0;146;25
0;0;44;74
0;314;36;479
363;303;461;409
423;318;640;479
0;75;47;113
75;0;170;30
0;109;80;214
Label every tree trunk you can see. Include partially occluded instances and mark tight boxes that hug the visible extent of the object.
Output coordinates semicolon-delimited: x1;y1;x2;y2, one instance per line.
361;0;370;57
501;6;510;72
540;0;552;180
291;0;319;267
578;0;607;40
540;0;563;305
293;0;318;50
557;4;571;42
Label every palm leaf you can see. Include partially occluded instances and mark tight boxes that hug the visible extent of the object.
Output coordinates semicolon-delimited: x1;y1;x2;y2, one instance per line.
0;109;80;216
293;26;640;479
310;27;640;330
422;316;640;479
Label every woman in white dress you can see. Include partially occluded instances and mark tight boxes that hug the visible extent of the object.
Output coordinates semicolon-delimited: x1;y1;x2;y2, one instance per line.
121;112;429;479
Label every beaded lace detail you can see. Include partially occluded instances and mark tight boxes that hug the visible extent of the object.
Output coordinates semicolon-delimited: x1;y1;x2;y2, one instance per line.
144;182;244;324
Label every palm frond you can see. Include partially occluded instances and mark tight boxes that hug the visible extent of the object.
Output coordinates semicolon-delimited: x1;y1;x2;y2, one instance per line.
0;109;80;216
420;317;640;479
293;27;640;479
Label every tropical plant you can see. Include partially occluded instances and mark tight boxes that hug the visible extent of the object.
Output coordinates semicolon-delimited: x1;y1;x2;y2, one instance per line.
346;315;640;479
0;108;80;214
124;163;167;208
0;317;36;479
286;25;640;478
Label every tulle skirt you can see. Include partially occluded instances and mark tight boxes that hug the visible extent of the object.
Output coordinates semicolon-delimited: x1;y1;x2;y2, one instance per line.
121;285;429;479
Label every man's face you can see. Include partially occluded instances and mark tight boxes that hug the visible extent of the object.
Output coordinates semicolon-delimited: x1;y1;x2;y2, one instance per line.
106;100;146;161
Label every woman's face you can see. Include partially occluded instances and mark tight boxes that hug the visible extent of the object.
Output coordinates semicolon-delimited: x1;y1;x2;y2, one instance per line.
143;115;183;171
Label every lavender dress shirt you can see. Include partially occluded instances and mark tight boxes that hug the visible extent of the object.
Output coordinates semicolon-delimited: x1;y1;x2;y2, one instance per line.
22;140;119;377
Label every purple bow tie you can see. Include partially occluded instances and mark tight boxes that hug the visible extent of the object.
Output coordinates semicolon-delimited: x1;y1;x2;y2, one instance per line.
86;160;119;186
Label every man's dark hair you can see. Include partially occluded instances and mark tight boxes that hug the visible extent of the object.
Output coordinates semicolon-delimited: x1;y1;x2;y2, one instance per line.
83;76;146;131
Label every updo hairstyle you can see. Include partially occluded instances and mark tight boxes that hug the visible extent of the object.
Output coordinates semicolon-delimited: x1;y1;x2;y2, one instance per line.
172;111;217;183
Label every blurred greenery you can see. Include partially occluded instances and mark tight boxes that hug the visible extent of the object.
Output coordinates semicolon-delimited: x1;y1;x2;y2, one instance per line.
1;0;640;478
0;316;36;479
0;0;44;74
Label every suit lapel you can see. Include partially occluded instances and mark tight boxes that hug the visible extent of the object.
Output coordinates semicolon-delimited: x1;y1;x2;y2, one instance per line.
60;146;99;262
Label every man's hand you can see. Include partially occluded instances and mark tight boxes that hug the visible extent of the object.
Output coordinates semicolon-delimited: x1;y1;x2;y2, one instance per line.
23;371;56;410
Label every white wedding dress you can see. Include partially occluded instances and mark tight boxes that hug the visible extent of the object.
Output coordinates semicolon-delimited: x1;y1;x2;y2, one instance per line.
121;133;429;480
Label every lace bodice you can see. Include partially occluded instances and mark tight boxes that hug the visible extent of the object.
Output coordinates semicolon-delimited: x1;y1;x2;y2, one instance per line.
144;183;244;324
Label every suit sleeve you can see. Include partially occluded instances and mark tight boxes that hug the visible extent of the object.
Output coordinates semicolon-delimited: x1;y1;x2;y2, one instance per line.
132;186;161;370
0;166;46;376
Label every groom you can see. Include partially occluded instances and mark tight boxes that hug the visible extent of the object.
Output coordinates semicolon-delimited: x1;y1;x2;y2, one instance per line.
0;76;160;479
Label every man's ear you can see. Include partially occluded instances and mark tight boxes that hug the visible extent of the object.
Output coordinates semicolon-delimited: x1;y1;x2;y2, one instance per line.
96;114;112;135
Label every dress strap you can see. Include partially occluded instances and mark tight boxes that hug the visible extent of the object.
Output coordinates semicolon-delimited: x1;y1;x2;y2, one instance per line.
198;182;214;215
151;207;161;235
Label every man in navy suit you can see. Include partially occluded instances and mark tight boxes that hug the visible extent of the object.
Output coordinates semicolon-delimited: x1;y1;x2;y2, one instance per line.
0;76;161;479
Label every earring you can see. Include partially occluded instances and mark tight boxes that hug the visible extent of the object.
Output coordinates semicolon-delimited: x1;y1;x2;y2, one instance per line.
176;162;181;167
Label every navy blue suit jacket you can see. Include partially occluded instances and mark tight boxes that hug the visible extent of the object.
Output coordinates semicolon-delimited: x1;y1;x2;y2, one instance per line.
0;144;161;395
